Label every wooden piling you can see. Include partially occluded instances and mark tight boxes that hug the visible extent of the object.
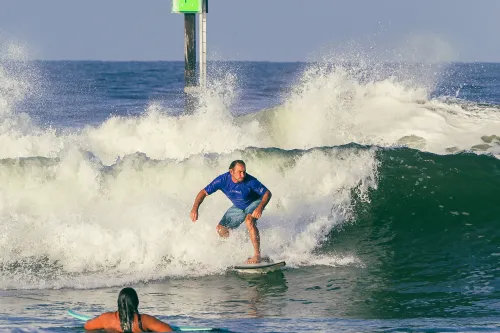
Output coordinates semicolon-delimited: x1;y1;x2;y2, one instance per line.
184;13;197;113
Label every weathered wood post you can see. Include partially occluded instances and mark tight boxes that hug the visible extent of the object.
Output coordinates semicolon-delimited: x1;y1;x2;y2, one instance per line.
172;0;204;113
184;13;197;112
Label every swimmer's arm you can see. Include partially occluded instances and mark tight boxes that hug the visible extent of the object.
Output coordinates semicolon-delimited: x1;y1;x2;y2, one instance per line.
142;314;174;332
84;314;106;331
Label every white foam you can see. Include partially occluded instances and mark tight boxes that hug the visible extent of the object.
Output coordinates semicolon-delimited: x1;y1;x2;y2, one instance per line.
1;56;499;163
1;43;499;288
0;145;377;289
244;60;500;156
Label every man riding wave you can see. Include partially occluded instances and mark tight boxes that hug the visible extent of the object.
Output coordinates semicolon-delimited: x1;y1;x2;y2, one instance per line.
190;160;272;264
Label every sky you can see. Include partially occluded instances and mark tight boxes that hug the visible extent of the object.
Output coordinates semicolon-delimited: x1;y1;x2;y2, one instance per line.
0;0;499;62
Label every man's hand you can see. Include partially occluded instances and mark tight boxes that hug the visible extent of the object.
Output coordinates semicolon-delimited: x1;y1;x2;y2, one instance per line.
190;190;208;223
251;206;263;219
251;190;271;220
190;209;198;222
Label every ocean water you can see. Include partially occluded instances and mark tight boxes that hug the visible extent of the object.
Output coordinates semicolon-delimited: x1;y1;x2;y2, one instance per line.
1;47;500;332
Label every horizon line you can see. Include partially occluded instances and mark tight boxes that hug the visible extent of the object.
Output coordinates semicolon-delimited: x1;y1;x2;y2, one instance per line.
27;59;500;65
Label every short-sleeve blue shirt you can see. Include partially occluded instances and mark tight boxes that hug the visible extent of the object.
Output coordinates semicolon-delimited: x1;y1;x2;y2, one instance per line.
204;172;269;210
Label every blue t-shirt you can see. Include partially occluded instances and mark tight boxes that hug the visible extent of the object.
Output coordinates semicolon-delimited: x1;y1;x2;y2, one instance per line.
204;172;269;210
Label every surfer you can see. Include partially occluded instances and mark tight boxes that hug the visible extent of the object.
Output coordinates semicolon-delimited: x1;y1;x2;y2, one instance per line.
83;287;173;332
190;160;272;264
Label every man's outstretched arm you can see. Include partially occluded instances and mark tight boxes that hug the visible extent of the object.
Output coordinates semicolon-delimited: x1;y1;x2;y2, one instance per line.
190;189;208;222
252;190;272;219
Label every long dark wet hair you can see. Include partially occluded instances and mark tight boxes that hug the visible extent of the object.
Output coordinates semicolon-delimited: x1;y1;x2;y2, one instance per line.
117;287;140;333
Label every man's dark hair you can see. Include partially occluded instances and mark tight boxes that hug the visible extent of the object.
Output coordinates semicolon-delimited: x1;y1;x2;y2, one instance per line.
229;160;246;170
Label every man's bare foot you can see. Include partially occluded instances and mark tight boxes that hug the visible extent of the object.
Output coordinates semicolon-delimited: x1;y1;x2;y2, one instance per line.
245;255;261;264
216;225;229;238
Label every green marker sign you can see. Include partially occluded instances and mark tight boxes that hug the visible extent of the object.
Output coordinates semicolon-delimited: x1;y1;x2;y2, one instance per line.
172;0;202;13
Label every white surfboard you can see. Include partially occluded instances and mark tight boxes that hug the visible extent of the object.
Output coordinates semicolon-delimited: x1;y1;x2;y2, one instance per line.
232;261;286;273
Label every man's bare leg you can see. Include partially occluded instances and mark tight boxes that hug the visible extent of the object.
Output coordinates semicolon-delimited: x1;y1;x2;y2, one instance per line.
244;214;261;264
216;224;229;238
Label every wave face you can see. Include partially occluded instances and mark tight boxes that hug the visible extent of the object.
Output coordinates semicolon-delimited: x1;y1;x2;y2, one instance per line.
0;48;499;296
324;148;500;318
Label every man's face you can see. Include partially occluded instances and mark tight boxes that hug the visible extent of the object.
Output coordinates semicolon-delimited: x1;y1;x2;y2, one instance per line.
230;163;246;183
